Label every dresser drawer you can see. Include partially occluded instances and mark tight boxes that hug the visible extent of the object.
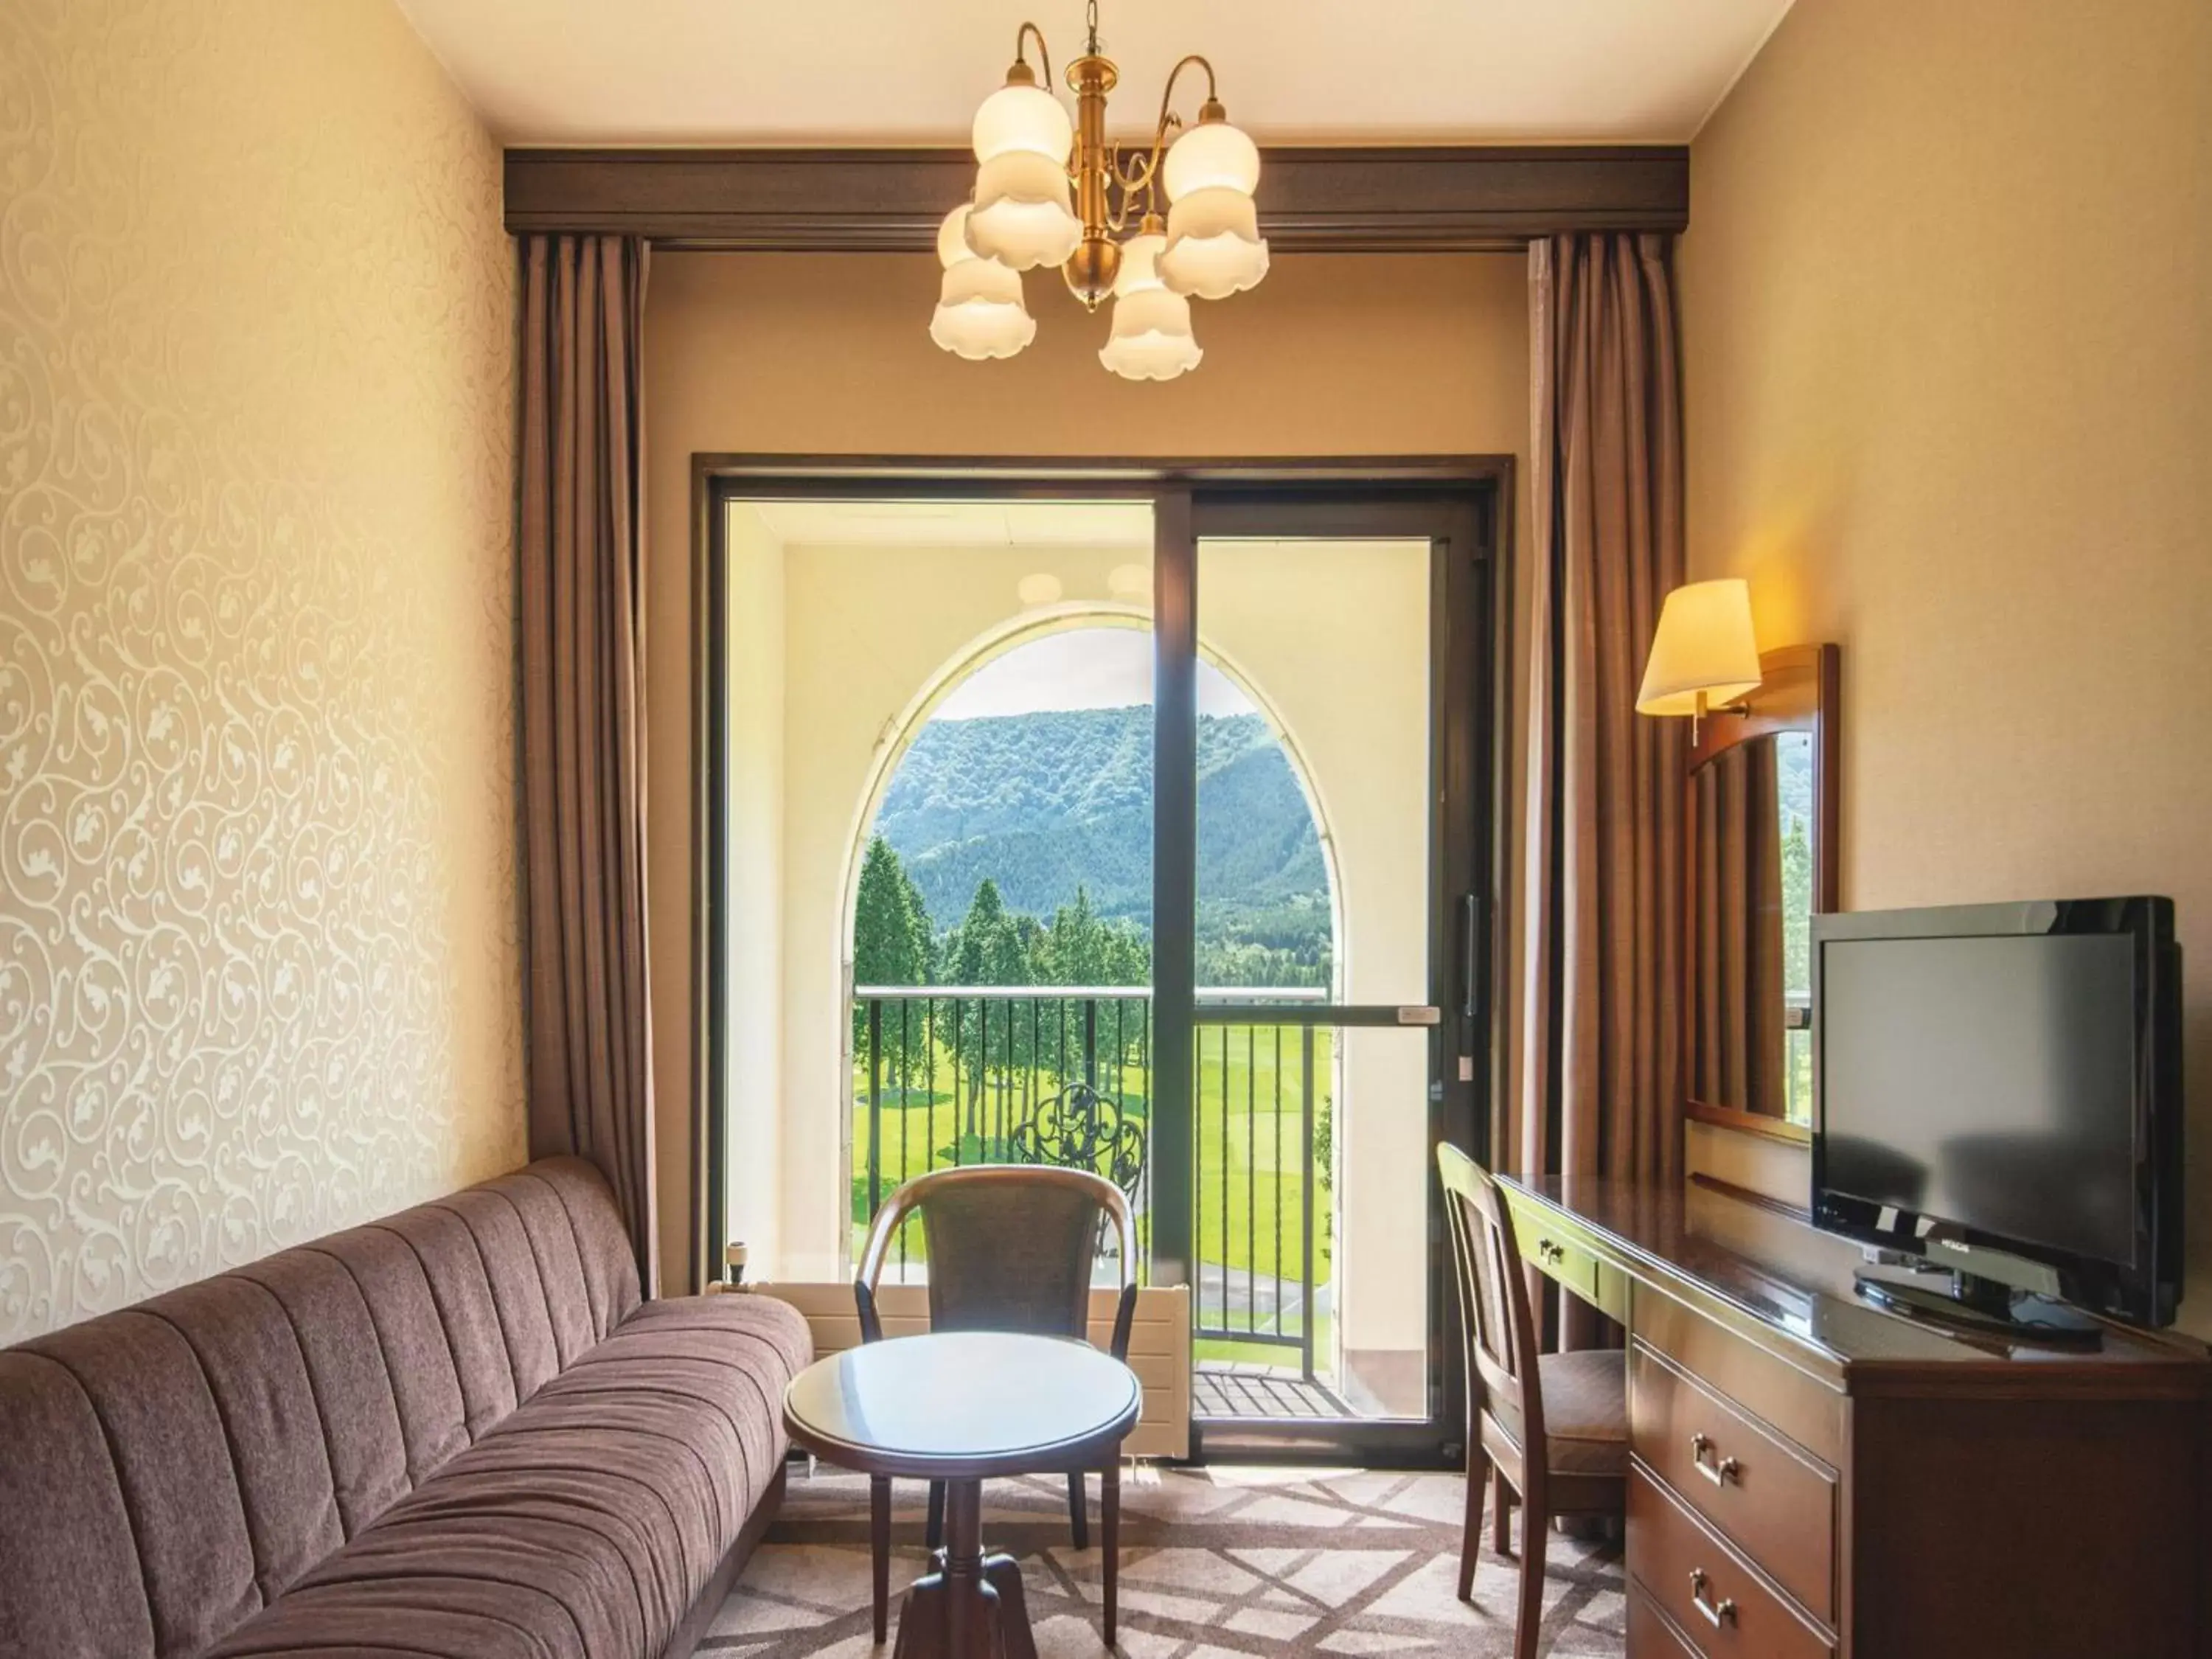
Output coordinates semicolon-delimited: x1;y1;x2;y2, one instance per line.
1630;1341;1836;1623
1627;1579;1705;1656
1632;1285;1846;1467
1628;1465;1833;1659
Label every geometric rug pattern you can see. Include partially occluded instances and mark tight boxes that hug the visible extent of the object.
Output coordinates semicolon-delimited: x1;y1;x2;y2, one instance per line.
705;1464;1625;1659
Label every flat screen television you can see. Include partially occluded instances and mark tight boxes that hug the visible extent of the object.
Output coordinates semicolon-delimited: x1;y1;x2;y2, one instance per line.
1810;897;2183;1338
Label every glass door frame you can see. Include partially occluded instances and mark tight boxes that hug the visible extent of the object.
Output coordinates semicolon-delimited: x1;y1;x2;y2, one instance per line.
694;459;1507;1470
1161;487;1498;1466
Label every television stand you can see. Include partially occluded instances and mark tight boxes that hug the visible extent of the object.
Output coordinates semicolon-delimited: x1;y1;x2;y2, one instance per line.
1853;1262;2104;1349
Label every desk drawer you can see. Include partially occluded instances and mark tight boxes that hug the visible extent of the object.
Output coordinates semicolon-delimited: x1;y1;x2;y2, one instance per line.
1628;1580;1705;1656
1629;1465;1832;1659
1503;1192;1607;1307
1630;1342;1835;1623
1632;1287;1846;1467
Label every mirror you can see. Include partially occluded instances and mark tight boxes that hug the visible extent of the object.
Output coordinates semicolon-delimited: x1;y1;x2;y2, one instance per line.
1685;645;1837;1132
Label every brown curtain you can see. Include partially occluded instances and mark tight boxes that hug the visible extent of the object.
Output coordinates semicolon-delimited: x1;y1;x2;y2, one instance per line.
1688;742;1786;1116
518;234;658;1293
1515;234;1686;1341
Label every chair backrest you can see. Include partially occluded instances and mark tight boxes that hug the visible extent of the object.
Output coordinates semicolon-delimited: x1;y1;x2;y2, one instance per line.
855;1164;1138;1357
1437;1142;1543;1451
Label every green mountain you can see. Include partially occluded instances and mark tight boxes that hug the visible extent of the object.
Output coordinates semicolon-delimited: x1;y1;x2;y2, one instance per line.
874;706;1332;984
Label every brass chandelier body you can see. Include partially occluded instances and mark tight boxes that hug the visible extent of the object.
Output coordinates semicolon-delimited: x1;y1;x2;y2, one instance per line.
929;2;1269;379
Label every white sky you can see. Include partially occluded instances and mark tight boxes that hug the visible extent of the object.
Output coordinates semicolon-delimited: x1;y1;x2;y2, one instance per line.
933;627;1258;721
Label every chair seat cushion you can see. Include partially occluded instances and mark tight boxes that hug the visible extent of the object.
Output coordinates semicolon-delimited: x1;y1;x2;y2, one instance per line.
1535;1348;1629;1476
204;1293;812;1659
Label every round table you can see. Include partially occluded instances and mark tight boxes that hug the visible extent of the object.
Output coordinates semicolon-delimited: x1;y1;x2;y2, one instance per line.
784;1331;1141;1659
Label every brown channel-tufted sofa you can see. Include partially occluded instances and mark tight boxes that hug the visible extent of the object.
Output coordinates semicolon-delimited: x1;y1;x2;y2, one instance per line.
0;1156;813;1659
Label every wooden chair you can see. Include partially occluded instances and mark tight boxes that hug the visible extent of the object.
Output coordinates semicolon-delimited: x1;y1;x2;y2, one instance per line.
1436;1144;1627;1659
855;1164;1139;1647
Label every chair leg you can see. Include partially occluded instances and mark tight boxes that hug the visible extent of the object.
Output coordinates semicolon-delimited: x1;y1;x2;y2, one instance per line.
869;1475;891;1644
1512;1497;1548;1659
1102;1461;1120;1647
926;1479;946;1551
1459;1446;1490;1602
1490;1467;1513;1556
1066;1470;1091;1551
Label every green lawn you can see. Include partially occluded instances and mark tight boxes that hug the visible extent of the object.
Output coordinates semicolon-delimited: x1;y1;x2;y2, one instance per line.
849;1020;1335;1319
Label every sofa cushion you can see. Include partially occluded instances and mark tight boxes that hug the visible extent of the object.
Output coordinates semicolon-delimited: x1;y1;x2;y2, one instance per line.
0;1155;708;1659
201;1293;813;1659
0;1349;160;1659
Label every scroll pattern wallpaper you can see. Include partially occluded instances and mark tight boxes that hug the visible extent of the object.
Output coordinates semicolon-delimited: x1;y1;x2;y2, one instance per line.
0;0;524;1339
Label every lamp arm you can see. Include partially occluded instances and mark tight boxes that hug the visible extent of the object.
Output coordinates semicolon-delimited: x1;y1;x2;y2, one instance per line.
1012;21;1054;88
1141;54;1219;181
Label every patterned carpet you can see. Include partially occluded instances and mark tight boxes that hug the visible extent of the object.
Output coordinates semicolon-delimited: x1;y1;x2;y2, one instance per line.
703;1464;1625;1659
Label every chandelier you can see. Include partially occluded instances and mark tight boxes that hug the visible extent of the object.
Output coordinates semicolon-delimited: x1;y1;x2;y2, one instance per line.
930;1;1268;380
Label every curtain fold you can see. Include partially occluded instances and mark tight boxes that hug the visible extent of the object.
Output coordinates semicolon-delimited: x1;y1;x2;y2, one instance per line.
1516;233;1686;1343
518;234;658;1293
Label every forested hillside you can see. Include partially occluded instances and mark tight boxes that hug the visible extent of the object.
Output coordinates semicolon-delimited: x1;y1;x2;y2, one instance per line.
869;706;1333;987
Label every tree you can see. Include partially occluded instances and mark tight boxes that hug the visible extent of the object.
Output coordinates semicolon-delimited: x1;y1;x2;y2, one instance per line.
852;837;931;1087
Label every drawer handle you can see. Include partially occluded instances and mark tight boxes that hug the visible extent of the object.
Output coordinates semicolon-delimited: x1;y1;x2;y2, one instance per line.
1536;1239;1565;1264
1688;1568;1737;1630
1689;1432;1742;1488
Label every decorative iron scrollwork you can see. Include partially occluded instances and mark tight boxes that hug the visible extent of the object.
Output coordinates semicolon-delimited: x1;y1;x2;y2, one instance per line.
1008;1081;1147;1200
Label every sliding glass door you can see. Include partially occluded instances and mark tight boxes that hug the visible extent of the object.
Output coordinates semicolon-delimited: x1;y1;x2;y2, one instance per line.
1152;490;1495;1463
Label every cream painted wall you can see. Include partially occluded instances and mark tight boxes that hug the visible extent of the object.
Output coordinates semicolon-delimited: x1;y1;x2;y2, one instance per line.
645;251;1532;1280
0;0;521;1338
1681;0;2212;1332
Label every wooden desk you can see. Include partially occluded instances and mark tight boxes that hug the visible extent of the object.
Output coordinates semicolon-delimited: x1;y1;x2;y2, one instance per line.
1498;1174;2212;1659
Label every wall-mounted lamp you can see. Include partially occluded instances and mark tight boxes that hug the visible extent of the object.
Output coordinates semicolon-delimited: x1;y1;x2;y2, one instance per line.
1636;577;1761;739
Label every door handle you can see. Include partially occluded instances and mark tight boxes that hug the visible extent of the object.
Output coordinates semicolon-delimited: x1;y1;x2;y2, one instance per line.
1459;893;1483;1021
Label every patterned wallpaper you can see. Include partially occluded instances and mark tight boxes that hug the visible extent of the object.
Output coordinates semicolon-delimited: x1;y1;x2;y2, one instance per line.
0;0;524;1340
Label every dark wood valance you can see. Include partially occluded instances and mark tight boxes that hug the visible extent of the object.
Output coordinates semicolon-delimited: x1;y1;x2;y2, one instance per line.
502;145;1688;252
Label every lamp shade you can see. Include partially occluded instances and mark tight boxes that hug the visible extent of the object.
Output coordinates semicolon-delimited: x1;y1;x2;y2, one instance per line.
1158;187;1269;299
1099;232;1202;380
965;150;1082;270
1161;119;1261;202
972;81;1074;164
929;255;1035;360
1635;579;1762;716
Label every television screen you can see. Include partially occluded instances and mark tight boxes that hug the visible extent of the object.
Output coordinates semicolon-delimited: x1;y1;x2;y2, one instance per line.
1819;933;2138;1267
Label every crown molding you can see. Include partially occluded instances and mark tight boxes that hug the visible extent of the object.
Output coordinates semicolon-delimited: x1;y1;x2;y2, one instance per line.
502;145;1688;251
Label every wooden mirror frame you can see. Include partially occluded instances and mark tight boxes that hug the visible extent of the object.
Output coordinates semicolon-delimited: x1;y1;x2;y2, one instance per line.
1683;642;1840;1144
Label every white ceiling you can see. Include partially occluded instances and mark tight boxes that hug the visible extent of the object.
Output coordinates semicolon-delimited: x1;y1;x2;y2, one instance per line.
397;1;1796;147
751;500;1155;550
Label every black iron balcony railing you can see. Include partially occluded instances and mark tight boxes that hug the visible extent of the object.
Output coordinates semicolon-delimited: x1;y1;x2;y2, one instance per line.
851;987;1327;1380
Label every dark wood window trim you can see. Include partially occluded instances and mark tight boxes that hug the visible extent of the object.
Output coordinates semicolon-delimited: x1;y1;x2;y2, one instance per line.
507;145;1687;251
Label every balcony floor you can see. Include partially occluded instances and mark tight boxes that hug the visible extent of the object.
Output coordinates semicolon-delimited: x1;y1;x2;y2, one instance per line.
1194;1361;1349;1419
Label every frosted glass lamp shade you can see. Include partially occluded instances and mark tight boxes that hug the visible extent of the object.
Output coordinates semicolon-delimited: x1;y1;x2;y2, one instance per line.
1099;232;1201;380
965;150;1082;270
1101;289;1203;380
936;205;978;269
1636;579;1762;716
972;81;1073;164
1158;187;1269;299
1161;119;1261;203
929;257;1035;360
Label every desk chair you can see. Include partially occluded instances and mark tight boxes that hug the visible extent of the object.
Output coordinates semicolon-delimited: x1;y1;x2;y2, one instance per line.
1437;1144;1627;1659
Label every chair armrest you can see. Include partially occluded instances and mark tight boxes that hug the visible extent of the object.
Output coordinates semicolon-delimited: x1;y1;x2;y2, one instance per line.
1108;1281;1138;1360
